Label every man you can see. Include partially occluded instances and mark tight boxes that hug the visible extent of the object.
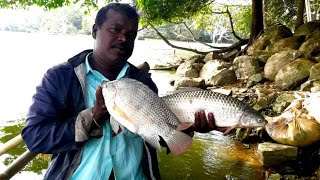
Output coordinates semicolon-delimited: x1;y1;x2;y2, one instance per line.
22;3;218;180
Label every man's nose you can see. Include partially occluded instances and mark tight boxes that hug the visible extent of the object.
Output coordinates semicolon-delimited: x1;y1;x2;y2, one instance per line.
117;33;126;42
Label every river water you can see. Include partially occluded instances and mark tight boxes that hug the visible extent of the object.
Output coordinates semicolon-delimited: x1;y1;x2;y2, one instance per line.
0;31;265;179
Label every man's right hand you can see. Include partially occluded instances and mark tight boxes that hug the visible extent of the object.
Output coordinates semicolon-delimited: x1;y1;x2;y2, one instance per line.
92;86;109;127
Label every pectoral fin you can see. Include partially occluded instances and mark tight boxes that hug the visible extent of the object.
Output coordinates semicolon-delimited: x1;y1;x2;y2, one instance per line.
111;103;137;133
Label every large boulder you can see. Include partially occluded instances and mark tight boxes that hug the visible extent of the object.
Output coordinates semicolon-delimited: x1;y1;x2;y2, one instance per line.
266;36;305;52
264;50;308;81
175;61;201;78
309;63;320;80
233;55;261;80
207;68;237;86
203;52;222;63
294;20;320;36
247;24;293;55
199;59;227;84
275;58;315;90
299;37;320;58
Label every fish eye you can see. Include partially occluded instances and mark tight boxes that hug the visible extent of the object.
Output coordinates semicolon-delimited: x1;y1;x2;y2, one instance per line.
258;119;264;123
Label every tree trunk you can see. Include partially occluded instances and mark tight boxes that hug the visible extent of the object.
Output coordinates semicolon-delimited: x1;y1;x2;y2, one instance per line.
249;0;264;45
295;0;305;30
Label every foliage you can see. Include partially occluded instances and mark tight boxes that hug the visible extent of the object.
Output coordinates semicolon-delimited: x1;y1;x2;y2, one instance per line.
136;0;212;26
40;7;83;34
264;0;297;30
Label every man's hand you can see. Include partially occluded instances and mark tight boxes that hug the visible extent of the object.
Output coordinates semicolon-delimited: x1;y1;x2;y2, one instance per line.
92;86;109;127
183;110;227;135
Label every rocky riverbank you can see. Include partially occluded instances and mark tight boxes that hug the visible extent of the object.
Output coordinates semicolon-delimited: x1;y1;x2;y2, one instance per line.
150;20;320;180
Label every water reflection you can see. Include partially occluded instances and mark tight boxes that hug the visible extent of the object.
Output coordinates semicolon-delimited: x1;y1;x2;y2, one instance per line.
1;123;264;179
158;131;264;180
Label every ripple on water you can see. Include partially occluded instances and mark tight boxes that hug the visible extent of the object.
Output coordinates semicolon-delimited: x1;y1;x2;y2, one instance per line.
158;131;265;180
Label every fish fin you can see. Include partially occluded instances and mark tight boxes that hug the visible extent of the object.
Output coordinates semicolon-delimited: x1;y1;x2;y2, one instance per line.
222;125;237;135
110;116;123;134
162;130;193;156
143;135;161;150
176;122;194;131
110;104;137;133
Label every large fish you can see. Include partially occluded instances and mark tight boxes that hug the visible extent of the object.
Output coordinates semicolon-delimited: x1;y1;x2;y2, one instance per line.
161;90;267;133
102;78;193;155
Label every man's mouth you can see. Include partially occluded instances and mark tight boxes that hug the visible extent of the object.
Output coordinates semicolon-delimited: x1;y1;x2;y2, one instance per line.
112;45;125;53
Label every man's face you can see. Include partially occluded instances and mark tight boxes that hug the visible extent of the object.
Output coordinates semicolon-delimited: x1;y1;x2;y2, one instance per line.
93;10;138;66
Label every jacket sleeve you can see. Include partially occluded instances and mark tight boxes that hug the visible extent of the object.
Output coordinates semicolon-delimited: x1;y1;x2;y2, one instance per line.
21;67;80;154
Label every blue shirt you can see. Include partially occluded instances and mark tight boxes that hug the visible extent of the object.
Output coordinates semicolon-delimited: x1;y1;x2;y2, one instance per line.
71;53;146;180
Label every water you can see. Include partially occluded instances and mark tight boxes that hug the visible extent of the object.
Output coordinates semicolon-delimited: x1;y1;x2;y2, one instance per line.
0;31;265;179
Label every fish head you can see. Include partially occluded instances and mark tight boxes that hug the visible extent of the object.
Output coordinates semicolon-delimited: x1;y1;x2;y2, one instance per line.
101;80;117;104
240;108;268;128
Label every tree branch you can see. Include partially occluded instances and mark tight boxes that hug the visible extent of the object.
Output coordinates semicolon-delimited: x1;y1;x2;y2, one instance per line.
149;23;248;55
149;23;211;55
182;22;226;49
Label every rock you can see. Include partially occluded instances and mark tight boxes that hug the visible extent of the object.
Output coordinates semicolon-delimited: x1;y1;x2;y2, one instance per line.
175;61;200;78
266;36;305;52
253;97;268;111
236;128;251;141
257;142;298;167
185;54;205;64
233;55;261;80
299;37;320;56
207;68;237;86
222;49;239;62
203;52;222;63
306;30;320;40
264;50;308;81
294;20;320;36
250;50;274;63
173;77;205;89
247;24;293;55
275;58;315;90
199;59;227;84
309;63;320;80
247;73;264;87
208;88;232;95
272;93;295;114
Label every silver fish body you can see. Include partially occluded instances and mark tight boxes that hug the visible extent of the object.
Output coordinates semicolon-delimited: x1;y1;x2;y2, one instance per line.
102;78;193;155
161;90;267;129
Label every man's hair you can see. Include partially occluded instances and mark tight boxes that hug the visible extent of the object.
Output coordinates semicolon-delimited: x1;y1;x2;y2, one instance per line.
95;3;139;28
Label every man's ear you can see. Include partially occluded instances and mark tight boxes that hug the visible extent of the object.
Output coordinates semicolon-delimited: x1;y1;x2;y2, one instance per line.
92;24;97;39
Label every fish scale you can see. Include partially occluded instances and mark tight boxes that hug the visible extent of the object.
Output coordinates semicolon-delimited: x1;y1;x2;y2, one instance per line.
102;78;193;155
161;90;266;128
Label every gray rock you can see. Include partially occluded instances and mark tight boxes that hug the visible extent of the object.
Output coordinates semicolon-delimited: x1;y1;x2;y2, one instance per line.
247;24;293;55
264;50;307;81
294;20;320;36
233;55;261;80
207;69;237;86
199;59;227;84
176;61;199;78
299;37;320;55
203;52;222;63
309;63;320;80
275;58;315;90
266;36;305;52
257;142;298;167
173;77;205;89
272;93;295;114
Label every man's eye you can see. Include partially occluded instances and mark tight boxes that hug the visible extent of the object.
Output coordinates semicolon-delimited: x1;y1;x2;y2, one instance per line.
110;27;121;33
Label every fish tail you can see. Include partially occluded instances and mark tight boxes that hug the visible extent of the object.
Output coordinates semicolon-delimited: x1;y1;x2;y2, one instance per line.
163;130;193;155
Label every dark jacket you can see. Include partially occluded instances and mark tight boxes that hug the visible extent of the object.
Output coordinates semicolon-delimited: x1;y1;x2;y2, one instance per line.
21;50;161;180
